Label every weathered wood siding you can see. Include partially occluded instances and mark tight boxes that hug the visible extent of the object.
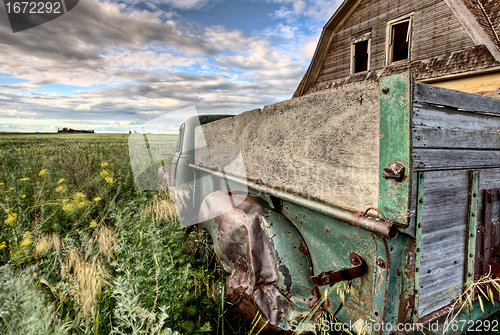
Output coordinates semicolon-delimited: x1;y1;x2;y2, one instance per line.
316;0;475;84
195;81;380;213
410;83;500;315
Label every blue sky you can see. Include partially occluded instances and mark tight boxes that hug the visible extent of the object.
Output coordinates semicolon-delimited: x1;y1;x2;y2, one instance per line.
0;0;342;133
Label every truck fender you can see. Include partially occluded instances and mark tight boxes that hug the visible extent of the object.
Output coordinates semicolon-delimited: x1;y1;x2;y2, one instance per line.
199;190;322;332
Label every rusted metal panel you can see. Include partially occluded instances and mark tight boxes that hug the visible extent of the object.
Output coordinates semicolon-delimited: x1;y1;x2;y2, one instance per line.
480;188;500;275
414;172;424;317
466;171;479;286
199;190;320;332
280;199;382;326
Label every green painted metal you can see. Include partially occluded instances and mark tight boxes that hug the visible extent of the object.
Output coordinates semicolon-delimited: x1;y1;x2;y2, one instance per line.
282;200;417;334
383;235;417;329
281;200;382;325
378;74;412;226
467;170;479;286
190;164;398;239
414;172;425;318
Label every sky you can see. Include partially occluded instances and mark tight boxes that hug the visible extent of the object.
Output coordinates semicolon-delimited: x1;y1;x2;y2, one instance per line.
0;0;343;133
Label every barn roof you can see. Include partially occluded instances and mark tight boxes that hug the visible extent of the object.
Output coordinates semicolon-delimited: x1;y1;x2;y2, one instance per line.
294;0;500;97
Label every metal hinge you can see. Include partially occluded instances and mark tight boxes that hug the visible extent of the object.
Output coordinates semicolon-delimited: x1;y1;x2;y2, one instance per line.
311;253;367;287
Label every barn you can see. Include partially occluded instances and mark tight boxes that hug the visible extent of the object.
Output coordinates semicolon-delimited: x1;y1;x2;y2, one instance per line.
294;0;500;98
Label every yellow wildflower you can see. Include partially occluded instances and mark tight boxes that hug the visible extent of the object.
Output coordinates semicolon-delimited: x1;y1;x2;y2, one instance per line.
39;169;47;176
35;238;48;253
20;238;32;247
94;197;101;202
4;213;18;224
57;178;65;184
21;232;33;247
100;170;109;177
73;192;86;200
62;199;72;212
9;187;13;190
105;177;114;184
5;208;11;213
89;220;97;228
21;194;26;199
0;241;5;250
100;162;109;168
55;185;67;193
0;183;3;186
18;178;30;181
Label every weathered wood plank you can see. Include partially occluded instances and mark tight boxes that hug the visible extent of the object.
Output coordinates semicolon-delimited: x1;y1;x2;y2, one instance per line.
196;81;381;213
418;169;469;234
413;148;500;170
420;248;465;274
413;126;500;149
413;103;500;131
421;227;466;253
414;82;500;114
419;278;461;315
417;169;468;315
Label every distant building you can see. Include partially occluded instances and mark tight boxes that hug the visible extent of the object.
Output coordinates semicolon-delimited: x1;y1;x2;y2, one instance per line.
57;127;95;133
294;0;500;98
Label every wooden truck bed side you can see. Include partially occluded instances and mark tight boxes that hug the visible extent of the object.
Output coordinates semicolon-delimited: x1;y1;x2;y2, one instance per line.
408;83;500;316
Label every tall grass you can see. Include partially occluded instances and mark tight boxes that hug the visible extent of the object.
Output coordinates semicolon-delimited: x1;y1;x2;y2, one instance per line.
0;133;247;334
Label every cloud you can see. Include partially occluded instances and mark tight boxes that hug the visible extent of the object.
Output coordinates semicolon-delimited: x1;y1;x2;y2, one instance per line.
267;0;341;20
115;0;219;10
0;0;322;133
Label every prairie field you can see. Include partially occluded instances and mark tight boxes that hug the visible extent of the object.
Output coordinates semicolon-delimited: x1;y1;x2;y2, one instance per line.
0;133;247;335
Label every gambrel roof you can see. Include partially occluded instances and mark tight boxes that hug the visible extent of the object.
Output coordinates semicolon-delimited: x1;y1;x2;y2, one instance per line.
294;0;500;97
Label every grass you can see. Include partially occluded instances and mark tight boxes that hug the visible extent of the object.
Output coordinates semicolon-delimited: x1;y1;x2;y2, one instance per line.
0;132;248;335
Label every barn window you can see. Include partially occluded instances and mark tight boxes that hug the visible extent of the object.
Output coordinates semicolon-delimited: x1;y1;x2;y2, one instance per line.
351;32;371;74
387;16;412;65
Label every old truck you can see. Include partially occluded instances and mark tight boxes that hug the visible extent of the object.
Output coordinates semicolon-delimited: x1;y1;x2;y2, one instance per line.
164;74;500;334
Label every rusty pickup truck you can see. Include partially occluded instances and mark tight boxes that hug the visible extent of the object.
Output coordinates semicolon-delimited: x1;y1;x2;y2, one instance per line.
163;74;500;334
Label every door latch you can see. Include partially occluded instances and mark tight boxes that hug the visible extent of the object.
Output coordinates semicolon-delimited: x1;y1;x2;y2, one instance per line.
311;253;367;287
